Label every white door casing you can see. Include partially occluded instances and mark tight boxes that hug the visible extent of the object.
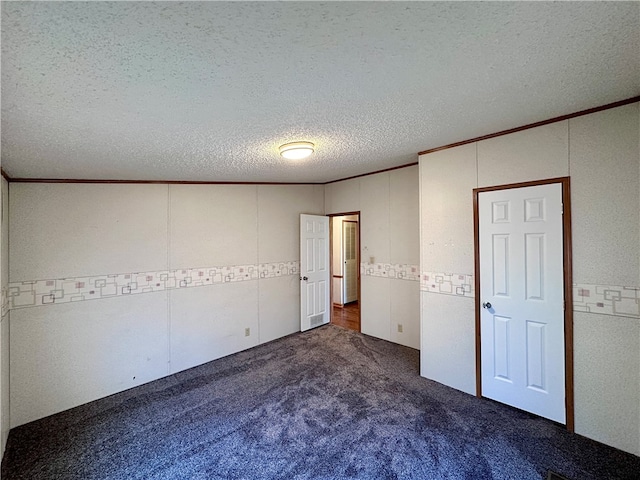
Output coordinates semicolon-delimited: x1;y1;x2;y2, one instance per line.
343;220;358;304
300;214;330;332
478;182;566;423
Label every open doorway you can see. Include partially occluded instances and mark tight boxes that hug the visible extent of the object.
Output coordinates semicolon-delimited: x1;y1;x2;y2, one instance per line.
329;212;361;332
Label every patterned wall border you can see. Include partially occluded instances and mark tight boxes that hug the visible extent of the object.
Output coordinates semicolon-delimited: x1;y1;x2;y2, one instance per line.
7;264;639;319
1;286;7;317
418;271;640;319
573;283;639;319
420;271;475;298
360;262;419;282
7;261;299;310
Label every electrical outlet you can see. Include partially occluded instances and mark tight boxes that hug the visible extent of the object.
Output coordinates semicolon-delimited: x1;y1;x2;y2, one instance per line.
245;327;250;337
397;324;403;333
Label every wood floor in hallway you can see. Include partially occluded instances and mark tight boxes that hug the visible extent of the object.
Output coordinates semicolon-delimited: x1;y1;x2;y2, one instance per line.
332;301;360;332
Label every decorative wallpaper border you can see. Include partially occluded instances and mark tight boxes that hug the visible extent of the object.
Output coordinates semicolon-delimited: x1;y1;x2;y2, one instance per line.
7;261;299;310
420;271;475;298
6;263;639;320
1;286;7;317
573;283;639;319
360;262;419;282
418;271;640;319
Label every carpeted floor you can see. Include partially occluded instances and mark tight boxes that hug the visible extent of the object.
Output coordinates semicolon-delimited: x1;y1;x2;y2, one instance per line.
2;325;639;479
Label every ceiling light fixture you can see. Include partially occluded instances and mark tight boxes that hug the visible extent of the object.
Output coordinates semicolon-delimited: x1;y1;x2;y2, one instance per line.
279;141;315;160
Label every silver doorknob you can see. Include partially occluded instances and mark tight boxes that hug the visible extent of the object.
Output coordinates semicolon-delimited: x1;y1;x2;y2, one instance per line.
482;302;492;309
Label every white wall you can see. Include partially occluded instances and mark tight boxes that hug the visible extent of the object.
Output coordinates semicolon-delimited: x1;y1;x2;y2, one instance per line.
569;105;640;455
420;143;477;395
8;183;324;427
419;102;640;455
0;176;9;457
325;166;420;349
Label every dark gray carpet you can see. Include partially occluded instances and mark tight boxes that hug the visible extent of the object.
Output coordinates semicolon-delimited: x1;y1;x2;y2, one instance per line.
2;325;639;479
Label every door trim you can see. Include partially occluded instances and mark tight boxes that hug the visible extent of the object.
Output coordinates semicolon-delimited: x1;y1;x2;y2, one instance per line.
327;212;361;331
473;176;574;431
342;220;358;304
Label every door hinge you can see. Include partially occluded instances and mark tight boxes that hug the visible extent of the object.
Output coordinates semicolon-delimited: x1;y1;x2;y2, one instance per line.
561;203;564;214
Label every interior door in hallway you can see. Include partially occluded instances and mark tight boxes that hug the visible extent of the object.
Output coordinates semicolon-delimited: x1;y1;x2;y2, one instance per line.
300;214;330;332
478;182;566;423
343;220;358;303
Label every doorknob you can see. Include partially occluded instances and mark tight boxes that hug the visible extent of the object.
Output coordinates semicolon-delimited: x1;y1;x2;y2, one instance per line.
482;302;492;309
300;276;308;281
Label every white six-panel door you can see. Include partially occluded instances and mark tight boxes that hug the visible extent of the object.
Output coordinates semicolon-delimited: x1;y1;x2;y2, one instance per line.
300;214;330;332
479;183;565;423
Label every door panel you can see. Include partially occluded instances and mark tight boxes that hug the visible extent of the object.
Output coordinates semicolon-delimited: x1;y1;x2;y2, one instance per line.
492;234;510;297
318;280;327;313
524;197;545;222
318;238;326;271
525;233;545;300
300;215;330;332
306;238;315;272
526;320;546;391
492;200;510;223
493;315;512;382
306;283;314;313
479;182;565;423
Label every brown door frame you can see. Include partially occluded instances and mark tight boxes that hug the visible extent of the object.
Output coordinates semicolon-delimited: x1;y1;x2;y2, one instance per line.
473;176;574;431
342;220;359;304
328;211;361;331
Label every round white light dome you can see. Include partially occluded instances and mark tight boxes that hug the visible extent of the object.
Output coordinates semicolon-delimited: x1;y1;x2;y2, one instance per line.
279;141;314;160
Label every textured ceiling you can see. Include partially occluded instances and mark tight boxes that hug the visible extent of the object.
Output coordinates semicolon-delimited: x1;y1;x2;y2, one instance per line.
2;2;639;183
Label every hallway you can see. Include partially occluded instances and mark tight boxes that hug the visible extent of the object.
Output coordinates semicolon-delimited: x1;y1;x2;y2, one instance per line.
331;301;360;332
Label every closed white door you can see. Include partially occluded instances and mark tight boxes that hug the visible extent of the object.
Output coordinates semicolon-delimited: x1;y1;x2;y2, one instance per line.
479;183;565;423
343;220;358;303
300;214;330;332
